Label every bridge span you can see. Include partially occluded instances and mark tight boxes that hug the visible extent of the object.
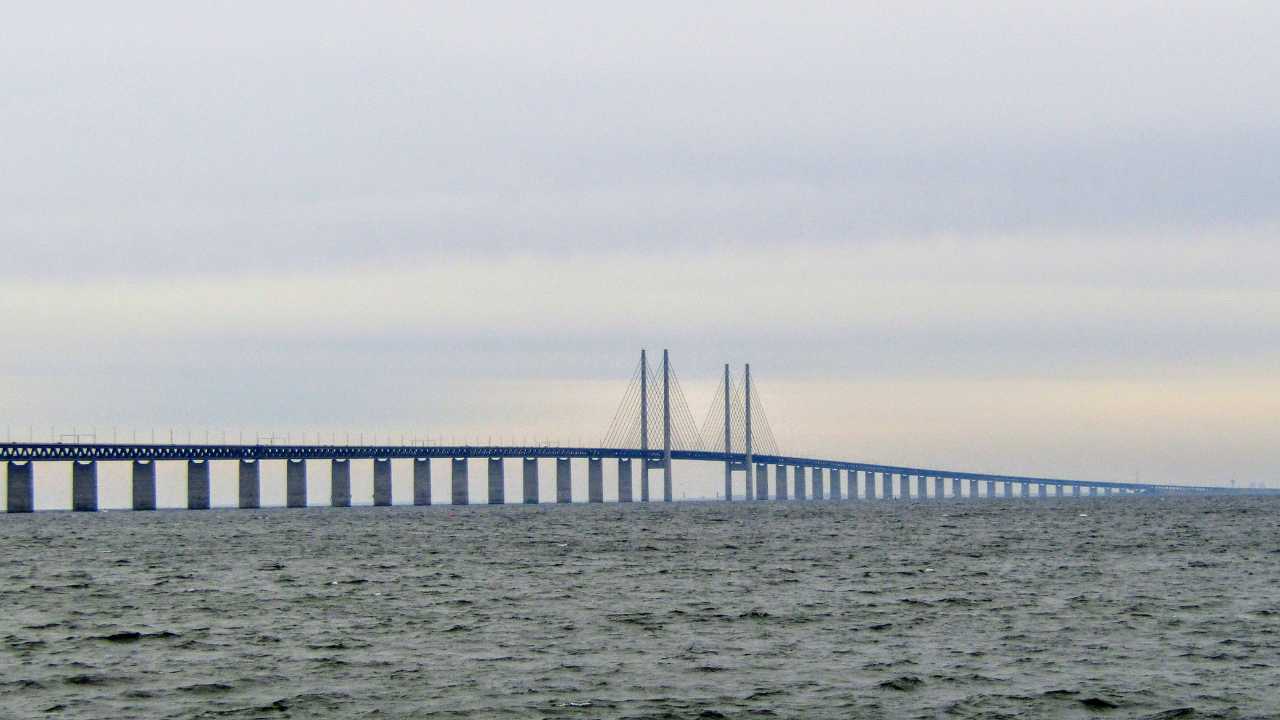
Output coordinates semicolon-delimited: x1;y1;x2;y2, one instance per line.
3;351;1271;512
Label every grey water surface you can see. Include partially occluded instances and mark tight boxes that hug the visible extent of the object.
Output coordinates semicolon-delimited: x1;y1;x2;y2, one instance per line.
1;497;1277;719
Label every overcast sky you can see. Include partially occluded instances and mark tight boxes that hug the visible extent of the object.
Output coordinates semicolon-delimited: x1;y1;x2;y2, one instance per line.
3;2;1278;500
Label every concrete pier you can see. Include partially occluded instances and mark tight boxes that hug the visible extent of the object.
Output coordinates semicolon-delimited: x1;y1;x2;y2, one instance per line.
588;458;603;503
1073;485;1081;497
286;460;307;508
793;466;805;499
1017;482;1027;498
1003;481;1013;498
917;474;928;499
812;468;823;499
745;467;754;502
1055;484;1064;497
7;462;33;513
756;463;768;500
72;461;98;512
1039;483;1048;498
238;460;260;509
968;478;977;498
413;458;431;506
640;463;650;502
1090;486;1099;496
331;460;351;507
187;460;211;510
775;465;788;500
865;471;875;499
952;477;962;499
898;473;910;500
828;468;840;500
132;461;156;511
882;472;892;499
934;476;944;499
451;458;469;505
524;459;540;504
986;480;997;498
846;470;857;499
373;459;392;507
556;458;571;503
616;459;631;503
489;458;505;504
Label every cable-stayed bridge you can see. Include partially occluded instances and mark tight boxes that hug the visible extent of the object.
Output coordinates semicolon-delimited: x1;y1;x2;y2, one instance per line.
1;350;1273;512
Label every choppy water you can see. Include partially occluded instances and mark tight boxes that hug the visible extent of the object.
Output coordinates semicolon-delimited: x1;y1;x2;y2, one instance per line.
1;497;1277;719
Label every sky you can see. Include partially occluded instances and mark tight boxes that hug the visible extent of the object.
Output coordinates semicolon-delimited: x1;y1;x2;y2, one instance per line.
2;2;1279;504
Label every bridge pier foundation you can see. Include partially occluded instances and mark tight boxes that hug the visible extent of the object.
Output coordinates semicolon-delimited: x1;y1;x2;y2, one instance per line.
1018;482;1028;498
588;458;603;503
616;459;630;503
556;458;571;503
1090;486;1099;496
451;458;469;505
1002;481;1013;498
847;470;857;499
1072;484;1081;497
812;468;823;499
794;466;806;500
489;458;505;504
898;473;910;500
953;477;963;499
880;472;891;499
188;460;210;509
934;476;944;499
755;463;767;499
72;461;97;512
132;460;156;511
1055;484;1064;498
744;467;754;502
829;468;840;500
331;460;351;507
414;458;431;506
917;474;928;500
1039;483;1048;499
641;463;650;502
373;458;392;506
775;465;788;500
238;460;260;509
985;480;996;498
968;478;977;498
286;460;307;508
7;462;33;513
864;471;875;500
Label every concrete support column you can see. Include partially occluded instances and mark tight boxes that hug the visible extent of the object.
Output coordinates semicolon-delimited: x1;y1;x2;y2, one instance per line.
1072;485;1081;497
756;463;769;500
524;459;540;504
775;465;788;500
917;474;928;500
616;459;631;503
413;459;431;506
238;460;260;509
811;468;823;499
847;470;858;500
488;458;505;505
898;473;910;500
588;458;603;503
451;458;469;505
745;466;754;502
286;460;307;508
1089;486;1099;496
188;460;211;510
794;466;806;500
952;477;963;499
1003;481;1013;498
829;468;840;500
556;458;571;504
373;458;392;507
72;461;98;512
865;471;876;500
967;478;977;498
7;462;34;513
641;463;650;503
1038;484;1048;499
331;459;351;507
1017;482;1027;498
1055;484;1064;498
132;461;157;511
881;472;892;499
986;480;997;498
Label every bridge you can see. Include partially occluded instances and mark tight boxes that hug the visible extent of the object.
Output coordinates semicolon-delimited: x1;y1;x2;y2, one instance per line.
2;351;1272;512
